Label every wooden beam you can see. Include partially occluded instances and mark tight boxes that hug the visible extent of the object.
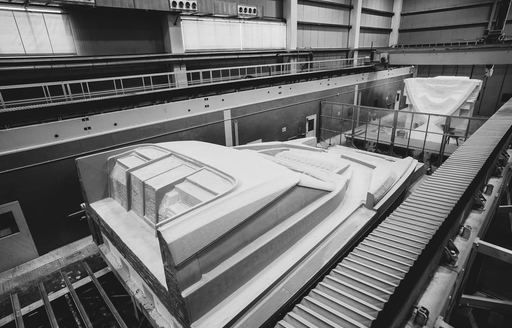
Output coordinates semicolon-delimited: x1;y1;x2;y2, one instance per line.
460;294;512;313
83;262;128;328
10;293;24;328
475;238;512;264
60;270;93;328
39;282;59;328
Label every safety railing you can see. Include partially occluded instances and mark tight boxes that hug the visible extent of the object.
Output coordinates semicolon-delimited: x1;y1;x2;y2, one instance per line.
319;102;487;162
393;40;484;49
0;57;369;112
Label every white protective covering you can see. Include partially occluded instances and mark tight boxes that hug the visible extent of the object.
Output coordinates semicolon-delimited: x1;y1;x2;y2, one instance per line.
404;76;482;144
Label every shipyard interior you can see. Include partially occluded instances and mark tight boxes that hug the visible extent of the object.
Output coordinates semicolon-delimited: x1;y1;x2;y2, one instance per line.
1;0;512;328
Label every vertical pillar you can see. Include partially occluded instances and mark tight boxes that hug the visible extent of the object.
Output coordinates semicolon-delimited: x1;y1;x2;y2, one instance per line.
348;0;362;66
389;0;403;46
223;110;233;147
163;14;185;54
289;57;298;74
173;64;188;88
394;90;401;110
163;14;188;87
284;0;298;50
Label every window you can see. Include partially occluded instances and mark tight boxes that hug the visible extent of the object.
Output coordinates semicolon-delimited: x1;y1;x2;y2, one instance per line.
307;118;315;132
0;211;19;238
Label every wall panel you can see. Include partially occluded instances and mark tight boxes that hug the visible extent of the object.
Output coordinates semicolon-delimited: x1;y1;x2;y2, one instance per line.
297;1;350;25
505;23;512;37
262;0;283;19
400;6;490;29
44;13;76;54
361;13;391;29
242;20;286;49
298;25;348;48
362;0;393;12
402;0;490;13
182;17;286;51
360;31;389;47
398;1;493;44
95;0;135;9
13;11;53;54
398;26;486;44
69;8;164;55
0;11;25;54
0;10;76;55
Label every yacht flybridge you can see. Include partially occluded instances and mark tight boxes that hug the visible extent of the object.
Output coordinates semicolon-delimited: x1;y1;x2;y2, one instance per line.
76;139;418;328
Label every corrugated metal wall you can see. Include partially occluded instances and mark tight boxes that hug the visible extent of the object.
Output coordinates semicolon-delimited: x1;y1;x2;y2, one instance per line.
0;7;166;56
296;0;394;49
195;0;283;19
0;9;76;55
399;0;493;44
68;8;165;55
360;0;393;47
505;8;512;39
181;17;286;51
297;0;350;49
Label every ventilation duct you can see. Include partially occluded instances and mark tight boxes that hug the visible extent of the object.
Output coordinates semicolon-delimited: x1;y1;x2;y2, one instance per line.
170;0;198;12
237;5;257;17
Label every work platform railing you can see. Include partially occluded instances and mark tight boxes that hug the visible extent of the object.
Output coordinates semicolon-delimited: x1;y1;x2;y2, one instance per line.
320;101;487;161
0;57;369;112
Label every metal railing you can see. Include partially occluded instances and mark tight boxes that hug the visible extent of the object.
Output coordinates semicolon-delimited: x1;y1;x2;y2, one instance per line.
320;102;487;162
393;40;483;49
0;57;369;112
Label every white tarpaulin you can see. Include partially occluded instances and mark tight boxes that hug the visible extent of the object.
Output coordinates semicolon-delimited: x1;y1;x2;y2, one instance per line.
404;76;482;117
404;76;482;144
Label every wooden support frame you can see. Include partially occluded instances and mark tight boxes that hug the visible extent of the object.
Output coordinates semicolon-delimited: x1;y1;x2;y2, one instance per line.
82;262;128;328
474;238;512;264
39;282;59;328
10;293;24;328
60;270;93;328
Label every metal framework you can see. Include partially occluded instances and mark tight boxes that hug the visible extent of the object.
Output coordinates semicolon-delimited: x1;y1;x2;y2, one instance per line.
320;102;487;160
